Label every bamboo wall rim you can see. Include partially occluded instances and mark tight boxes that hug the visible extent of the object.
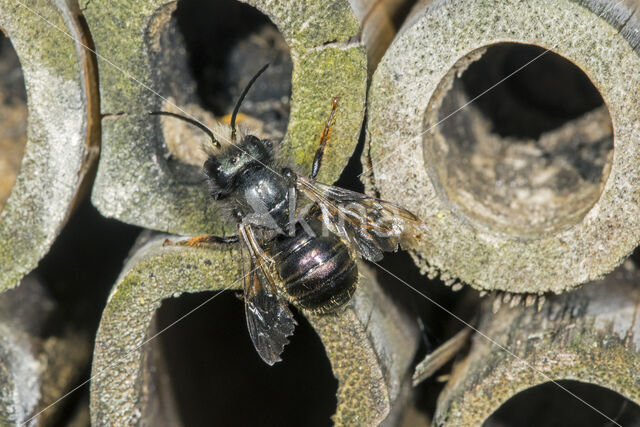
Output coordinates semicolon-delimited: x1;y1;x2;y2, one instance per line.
0;0;99;292
366;0;640;293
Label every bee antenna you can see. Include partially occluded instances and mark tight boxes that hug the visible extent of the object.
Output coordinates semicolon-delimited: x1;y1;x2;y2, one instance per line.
150;111;220;148
230;63;269;140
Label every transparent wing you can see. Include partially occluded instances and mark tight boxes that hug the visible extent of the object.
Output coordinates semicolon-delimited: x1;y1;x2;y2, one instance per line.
240;224;296;365
296;175;427;262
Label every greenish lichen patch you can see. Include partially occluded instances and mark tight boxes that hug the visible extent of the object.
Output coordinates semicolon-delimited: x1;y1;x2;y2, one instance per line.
5;0;79;81
245;0;360;49
286;43;367;183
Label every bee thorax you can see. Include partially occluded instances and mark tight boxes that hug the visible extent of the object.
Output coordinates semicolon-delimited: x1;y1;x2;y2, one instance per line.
236;165;291;232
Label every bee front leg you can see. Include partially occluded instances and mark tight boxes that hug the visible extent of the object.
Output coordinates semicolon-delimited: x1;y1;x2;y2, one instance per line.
163;234;240;248
310;97;339;179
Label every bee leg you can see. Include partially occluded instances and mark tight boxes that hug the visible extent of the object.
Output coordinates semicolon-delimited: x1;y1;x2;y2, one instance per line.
310;97;339;179
163;234;239;248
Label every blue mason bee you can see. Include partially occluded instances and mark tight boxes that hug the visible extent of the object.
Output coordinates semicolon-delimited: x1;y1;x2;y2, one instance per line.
153;64;425;365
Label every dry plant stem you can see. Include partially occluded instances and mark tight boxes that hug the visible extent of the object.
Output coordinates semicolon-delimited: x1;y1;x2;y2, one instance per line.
84;0;366;235
0;0;100;292
434;261;640;425
0;275;89;426
349;0;417;73
365;0;640;293
412;327;471;386
90;236;418;426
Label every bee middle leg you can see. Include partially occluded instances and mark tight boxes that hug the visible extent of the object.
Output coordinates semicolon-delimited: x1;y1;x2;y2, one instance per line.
310;96;339;179
163;234;239;248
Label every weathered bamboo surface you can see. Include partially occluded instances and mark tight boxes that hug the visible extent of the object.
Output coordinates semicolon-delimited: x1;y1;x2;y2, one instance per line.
84;0;367;235
435;261;640;425
89;235;418;425
0;0;99;292
365;0;640;294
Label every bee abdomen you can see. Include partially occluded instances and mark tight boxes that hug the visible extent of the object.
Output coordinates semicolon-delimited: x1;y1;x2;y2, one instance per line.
274;234;358;314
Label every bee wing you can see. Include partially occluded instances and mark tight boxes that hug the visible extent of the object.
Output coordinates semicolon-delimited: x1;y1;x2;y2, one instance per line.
241;225;297;365
296;175;426;262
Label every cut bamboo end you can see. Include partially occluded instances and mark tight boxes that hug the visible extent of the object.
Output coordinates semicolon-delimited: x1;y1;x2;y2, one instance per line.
0;0;100;292
434;261;640;425
85;0;366;235
90;236;418;426
365;0;640;293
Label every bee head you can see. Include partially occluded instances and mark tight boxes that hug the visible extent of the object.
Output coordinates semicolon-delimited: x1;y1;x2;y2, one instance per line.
203;129;273;199
203;63;273;200
150;64;272;200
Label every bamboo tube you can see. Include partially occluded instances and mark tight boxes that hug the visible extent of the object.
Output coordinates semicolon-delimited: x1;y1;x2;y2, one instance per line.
365;0;640;294
349;0;418;73
0;0;100;292
0;274;89;425
90;235;418;425
434;261;640;425
84;0;367;235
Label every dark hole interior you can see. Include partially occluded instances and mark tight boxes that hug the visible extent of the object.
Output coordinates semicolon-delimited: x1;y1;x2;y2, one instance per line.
0;33;27;210
151;291;337;426
483;380;640;427
175;0;292;138
152;0;292;180
373;250;478;421
29;200;142;425
428;42;613;236
460;44;605;140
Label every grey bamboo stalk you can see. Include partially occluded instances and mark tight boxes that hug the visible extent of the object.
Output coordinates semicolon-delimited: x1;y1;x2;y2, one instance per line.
0;0;100;292
89;235;419;426
434;261;640;425
84;0;367;235
365;0;640;293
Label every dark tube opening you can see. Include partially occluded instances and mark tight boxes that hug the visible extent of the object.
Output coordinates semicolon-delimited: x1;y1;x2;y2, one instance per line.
147;291;337;426
148;0;292;177
425;43;613;237
483;380;640;426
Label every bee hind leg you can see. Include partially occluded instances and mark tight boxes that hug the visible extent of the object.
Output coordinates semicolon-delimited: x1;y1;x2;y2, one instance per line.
310;97;339;179
163;234;239;248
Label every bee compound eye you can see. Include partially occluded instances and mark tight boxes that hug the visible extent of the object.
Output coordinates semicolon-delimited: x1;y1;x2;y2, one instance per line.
203;158;219;176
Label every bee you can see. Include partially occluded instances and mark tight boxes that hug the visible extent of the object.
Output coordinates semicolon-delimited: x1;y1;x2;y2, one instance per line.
153;64;425;365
